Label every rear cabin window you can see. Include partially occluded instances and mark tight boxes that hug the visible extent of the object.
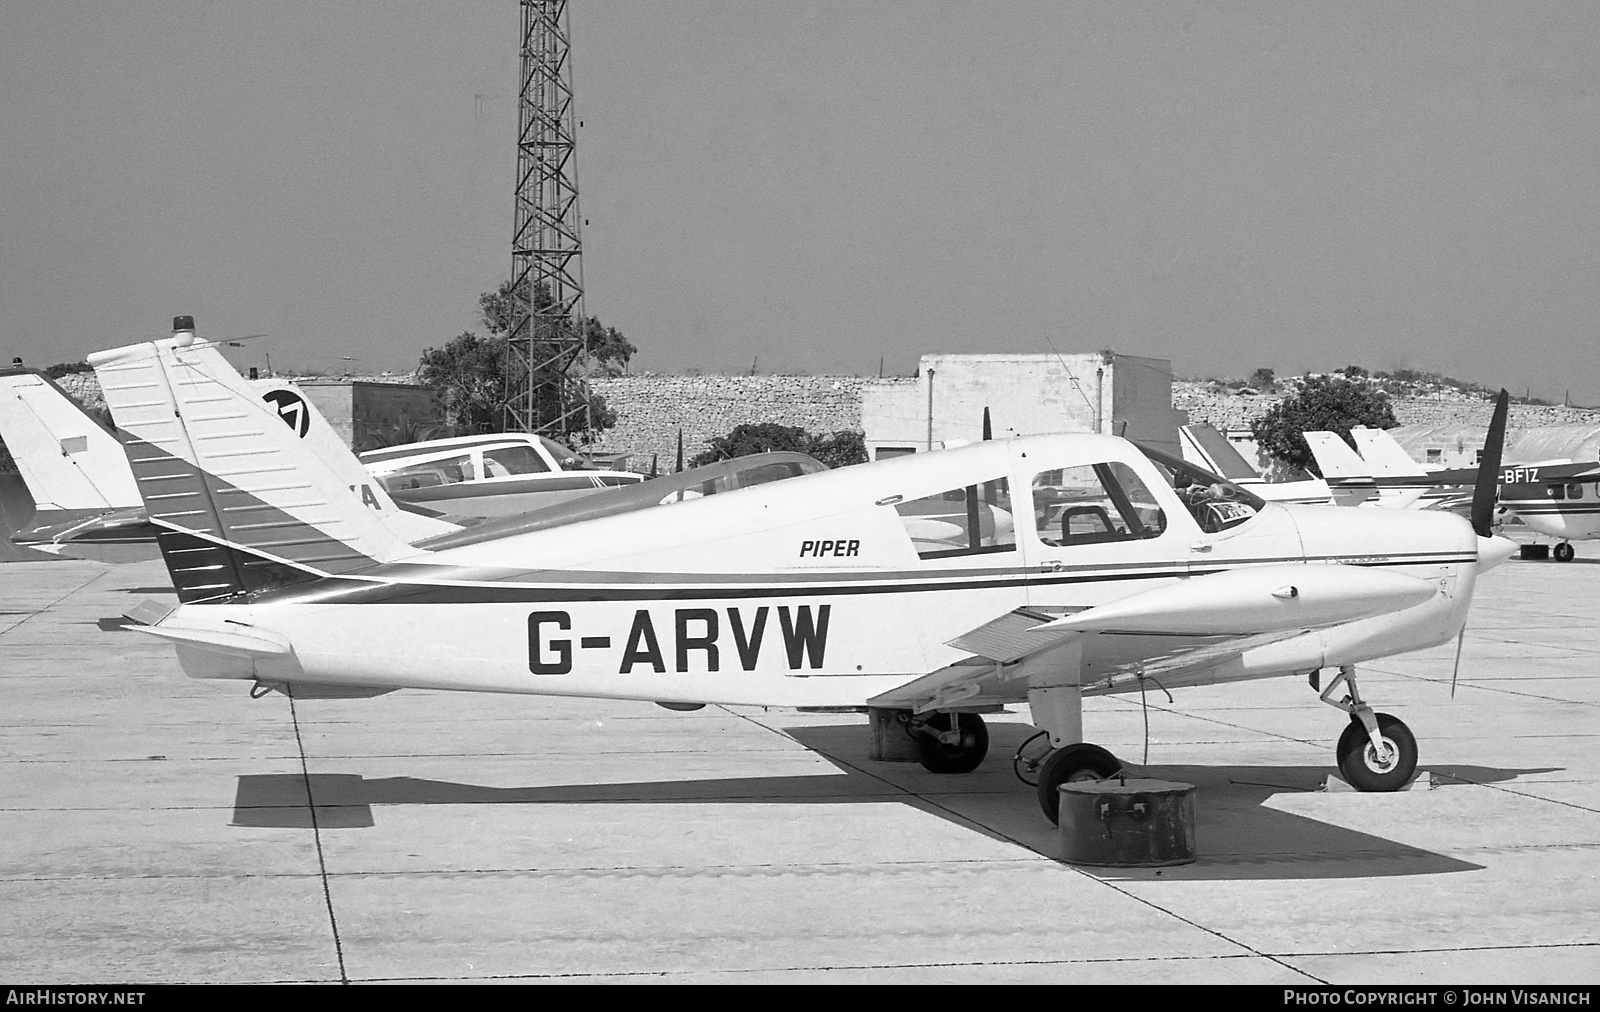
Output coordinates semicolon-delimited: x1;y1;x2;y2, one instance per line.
382;453;476;490
1032;463;1166;546
482;445;550;477
895;478;1015;560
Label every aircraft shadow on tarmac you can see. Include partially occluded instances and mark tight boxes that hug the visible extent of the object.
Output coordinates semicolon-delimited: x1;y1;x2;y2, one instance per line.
230;722;1560;881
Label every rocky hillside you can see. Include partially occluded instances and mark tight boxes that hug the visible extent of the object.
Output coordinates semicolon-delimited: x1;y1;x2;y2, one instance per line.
1174;381;1600;433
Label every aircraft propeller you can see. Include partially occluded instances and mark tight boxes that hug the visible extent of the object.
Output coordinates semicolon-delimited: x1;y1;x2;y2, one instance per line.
1470;389;1509;540
1454;388;1510;698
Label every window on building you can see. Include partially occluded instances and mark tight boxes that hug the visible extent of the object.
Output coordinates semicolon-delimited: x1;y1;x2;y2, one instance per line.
876;446;916;460
1426;448;1442;464
894;478;1015;560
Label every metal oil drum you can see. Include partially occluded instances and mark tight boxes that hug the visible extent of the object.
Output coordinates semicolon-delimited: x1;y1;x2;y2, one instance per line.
1058;778;1196;867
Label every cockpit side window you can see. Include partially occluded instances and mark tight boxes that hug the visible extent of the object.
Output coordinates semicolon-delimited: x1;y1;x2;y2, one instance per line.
1031;463;1164;547
894;477;1016;560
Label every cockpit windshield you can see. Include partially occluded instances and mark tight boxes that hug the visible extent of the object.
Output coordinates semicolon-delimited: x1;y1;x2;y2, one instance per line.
1136;443;1267;533
538;436;592;472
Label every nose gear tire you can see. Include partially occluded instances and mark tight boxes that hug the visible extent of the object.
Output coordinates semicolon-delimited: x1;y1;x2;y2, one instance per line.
1335;713;1418;792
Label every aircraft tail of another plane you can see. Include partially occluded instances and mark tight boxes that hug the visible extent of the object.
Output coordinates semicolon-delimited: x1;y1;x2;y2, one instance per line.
0;369;141;512
1178;423;1263;482
1349;427;1428;478
90;323;434;602
1303;431;1372;481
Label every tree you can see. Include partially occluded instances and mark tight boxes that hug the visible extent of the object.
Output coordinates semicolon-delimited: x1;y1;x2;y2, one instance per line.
1247;367;1276;391
688;422;867;469
419;279;637;442
416;331;506;435
478;278;636;374
1250;373;1398;476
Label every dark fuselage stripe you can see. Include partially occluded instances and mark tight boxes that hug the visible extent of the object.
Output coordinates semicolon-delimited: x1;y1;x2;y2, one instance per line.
233;553;1476;607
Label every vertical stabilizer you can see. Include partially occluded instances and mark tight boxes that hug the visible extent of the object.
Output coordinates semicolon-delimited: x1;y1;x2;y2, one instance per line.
0;370;140;511
1303;432;1372;480
90;328;425;601
1179;423;1262;482
1350;427;1427;477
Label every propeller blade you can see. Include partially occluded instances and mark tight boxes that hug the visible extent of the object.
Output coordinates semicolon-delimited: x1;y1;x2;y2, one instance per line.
675;429;684;473
982;407;992;441
649;453;658;479
1470;389;1509;539
1450;624;1467;699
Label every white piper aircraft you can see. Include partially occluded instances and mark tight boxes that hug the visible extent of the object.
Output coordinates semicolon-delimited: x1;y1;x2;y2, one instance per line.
92;325;1518;823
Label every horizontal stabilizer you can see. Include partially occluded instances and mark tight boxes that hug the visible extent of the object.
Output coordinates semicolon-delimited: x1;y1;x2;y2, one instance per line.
133;619;294;658
1032;564;1438;637
122;598;177;627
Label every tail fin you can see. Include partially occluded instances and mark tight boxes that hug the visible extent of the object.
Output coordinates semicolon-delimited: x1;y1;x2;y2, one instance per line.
1178;423;1262;482
1303;431;1372;481
1349;427;1427;477
0;369;140;512
90;330;432;602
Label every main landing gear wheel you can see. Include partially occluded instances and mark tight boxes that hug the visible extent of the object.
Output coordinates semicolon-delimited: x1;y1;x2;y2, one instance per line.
914;712;989;774
1555;542;1576;562
1336;713;1418;792
1035;743;1122;824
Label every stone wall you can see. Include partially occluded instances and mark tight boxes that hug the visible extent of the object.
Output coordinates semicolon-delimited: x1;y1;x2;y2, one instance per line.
587;374;898;473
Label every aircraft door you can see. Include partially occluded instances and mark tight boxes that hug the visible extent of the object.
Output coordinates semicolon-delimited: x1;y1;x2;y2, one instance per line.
1018;451;1184;610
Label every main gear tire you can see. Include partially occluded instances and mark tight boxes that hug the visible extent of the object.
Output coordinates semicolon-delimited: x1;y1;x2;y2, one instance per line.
915;712;989;774
1035;743;1122;824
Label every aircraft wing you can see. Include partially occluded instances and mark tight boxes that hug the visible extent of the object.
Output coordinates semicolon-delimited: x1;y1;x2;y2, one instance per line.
867;563;1439;712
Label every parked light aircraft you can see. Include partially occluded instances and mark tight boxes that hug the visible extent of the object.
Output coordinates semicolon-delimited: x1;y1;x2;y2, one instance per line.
1498;464;1600;562
94;328;1518;823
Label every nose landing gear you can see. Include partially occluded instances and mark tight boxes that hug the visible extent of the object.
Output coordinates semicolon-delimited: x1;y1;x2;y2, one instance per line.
1318;666;1419;791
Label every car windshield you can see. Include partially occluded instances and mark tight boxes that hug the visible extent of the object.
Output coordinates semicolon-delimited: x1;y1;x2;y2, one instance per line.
1136;443;1267;532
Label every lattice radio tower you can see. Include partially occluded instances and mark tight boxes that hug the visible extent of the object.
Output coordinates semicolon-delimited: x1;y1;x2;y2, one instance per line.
506;0;590;435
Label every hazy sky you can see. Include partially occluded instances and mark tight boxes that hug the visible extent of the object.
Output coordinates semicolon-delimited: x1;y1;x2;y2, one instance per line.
3;2;1598;401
